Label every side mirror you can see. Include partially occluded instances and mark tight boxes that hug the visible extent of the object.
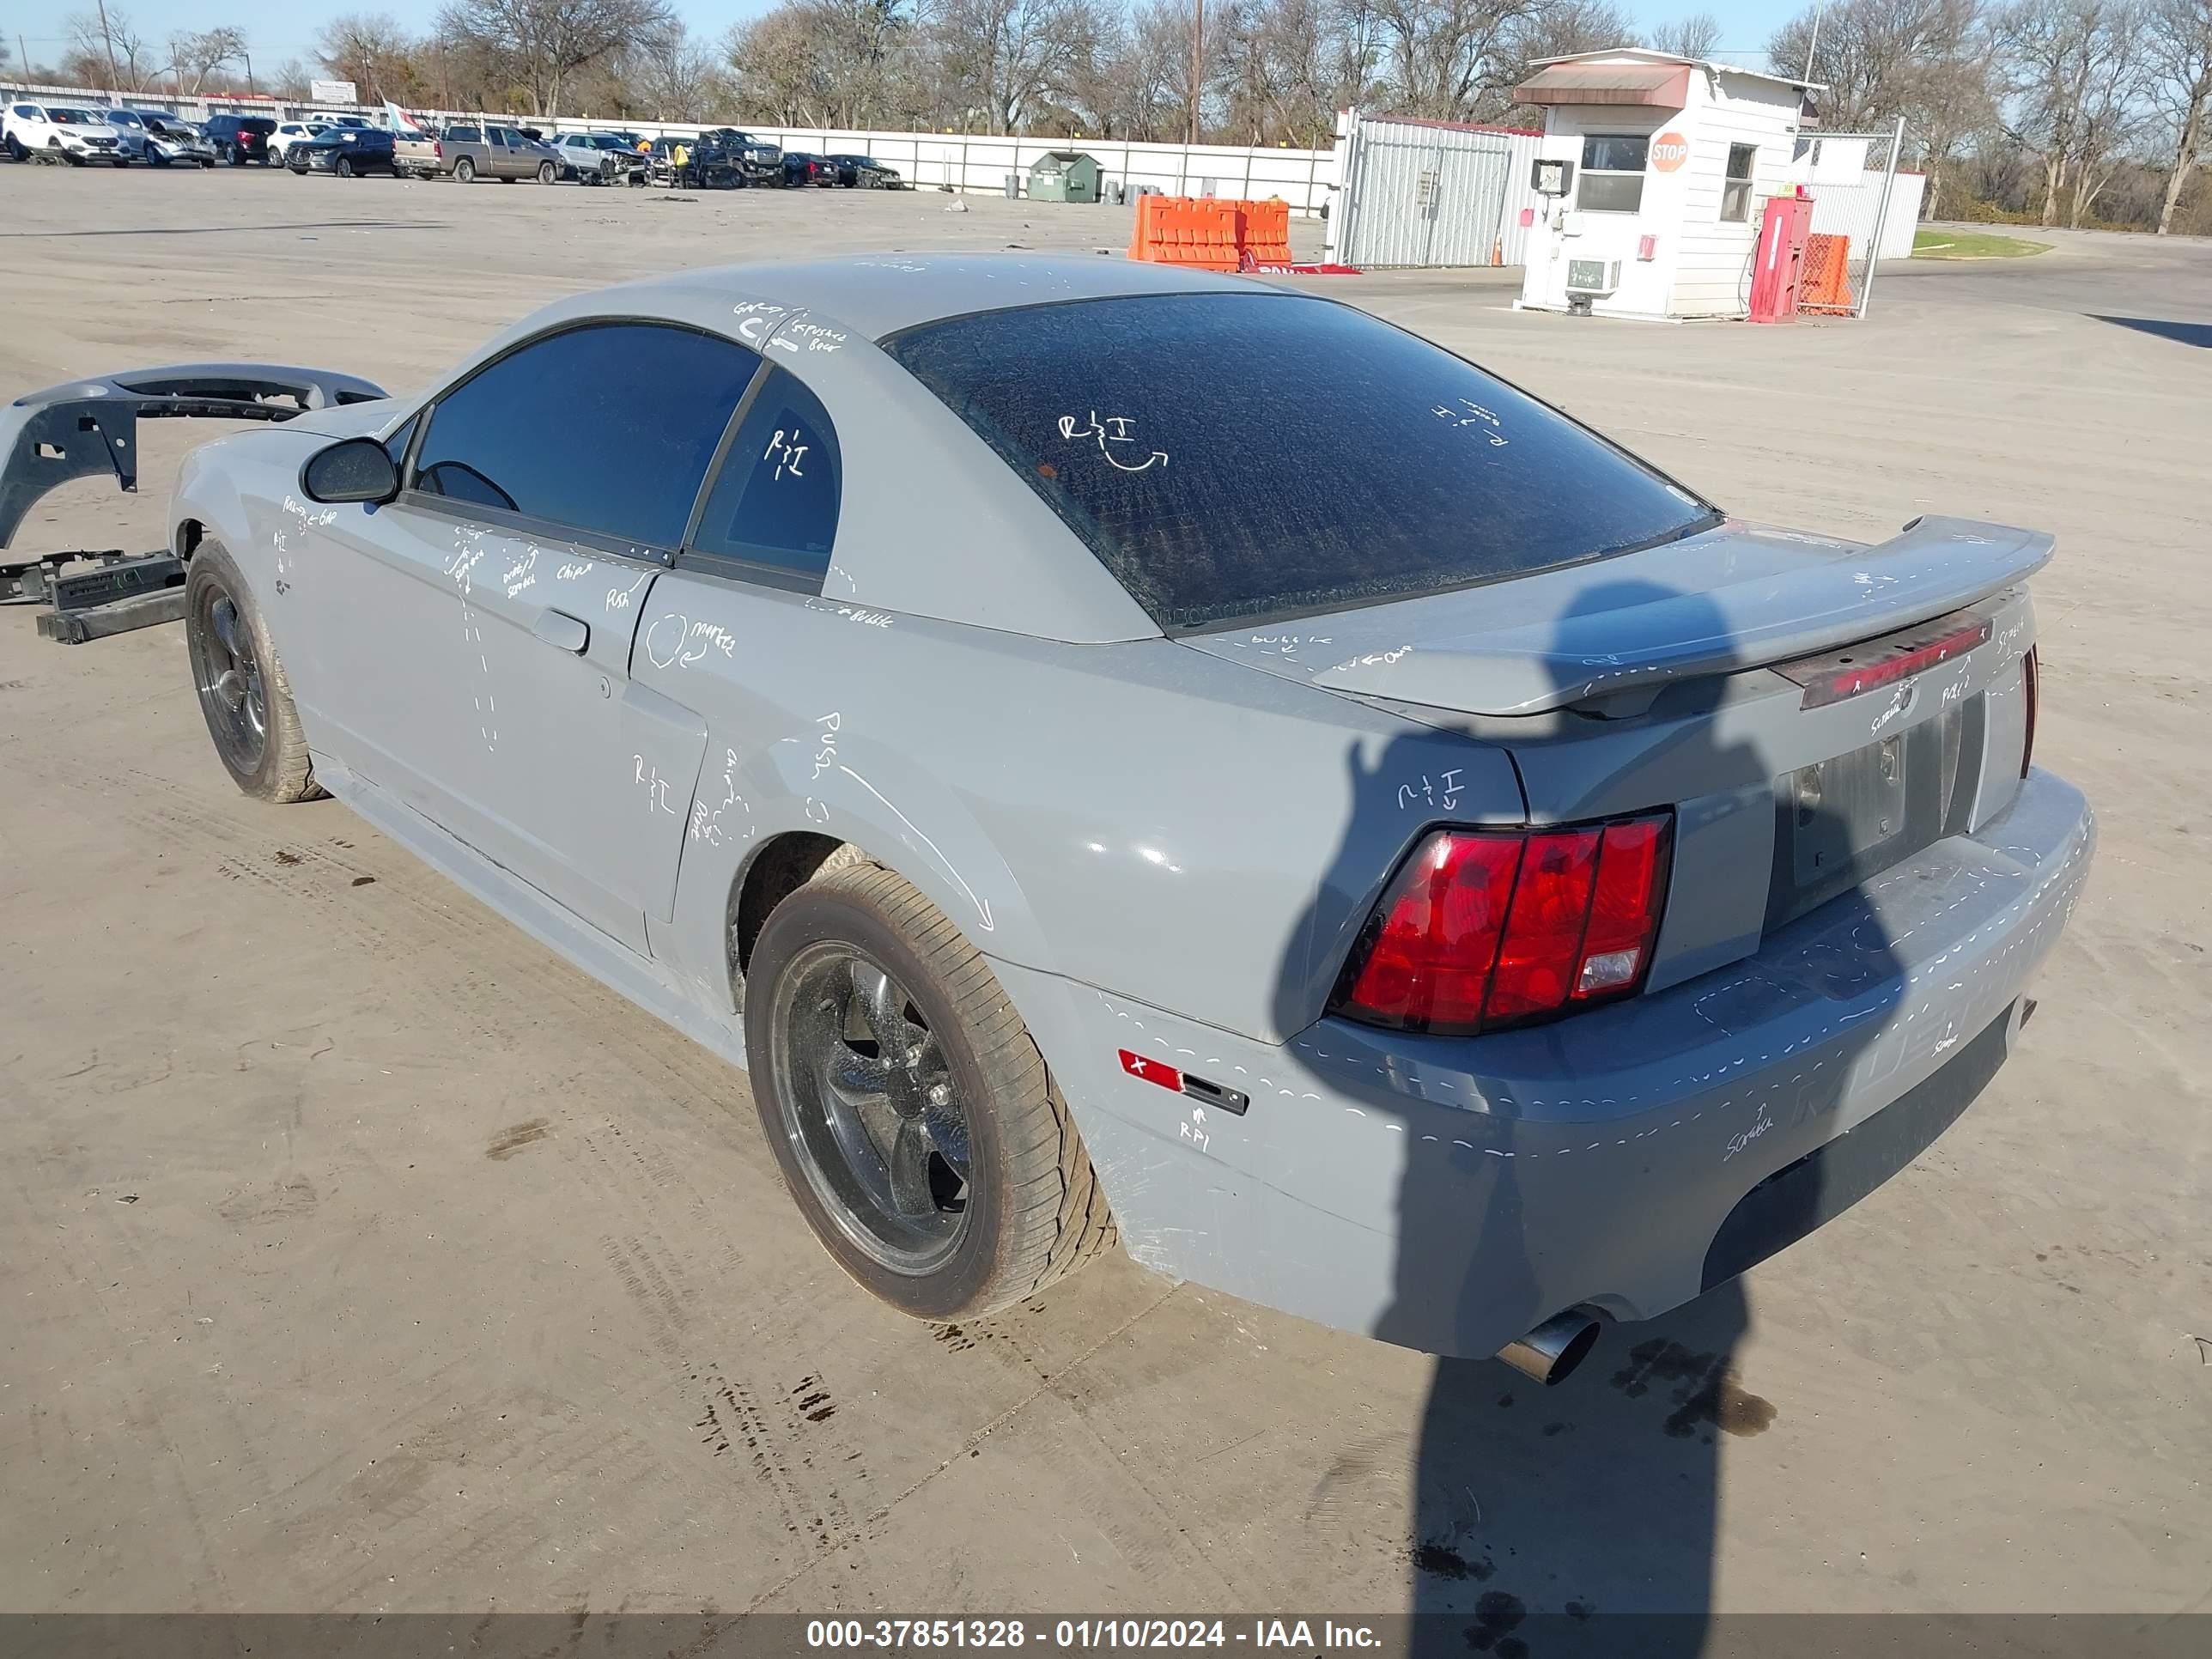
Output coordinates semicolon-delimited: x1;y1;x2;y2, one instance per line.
301;435;399;505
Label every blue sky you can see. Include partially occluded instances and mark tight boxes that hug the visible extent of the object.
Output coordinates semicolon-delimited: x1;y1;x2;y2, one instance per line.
7;1;1797;85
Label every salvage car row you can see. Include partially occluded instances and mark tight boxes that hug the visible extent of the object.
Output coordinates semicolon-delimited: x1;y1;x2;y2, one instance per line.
2;100;907;189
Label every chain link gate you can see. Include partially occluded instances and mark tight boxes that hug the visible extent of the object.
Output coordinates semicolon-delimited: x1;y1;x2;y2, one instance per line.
1796;118;1907;318
1331;112;1519;270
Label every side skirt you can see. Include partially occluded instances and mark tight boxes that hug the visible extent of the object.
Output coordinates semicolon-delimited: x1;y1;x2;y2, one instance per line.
312;748;752;1073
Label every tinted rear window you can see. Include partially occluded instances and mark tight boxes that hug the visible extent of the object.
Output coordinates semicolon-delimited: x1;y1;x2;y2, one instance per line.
884;292;1716;631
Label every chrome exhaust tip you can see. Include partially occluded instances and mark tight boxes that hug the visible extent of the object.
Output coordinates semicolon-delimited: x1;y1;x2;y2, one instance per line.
1497;1310;1602;1386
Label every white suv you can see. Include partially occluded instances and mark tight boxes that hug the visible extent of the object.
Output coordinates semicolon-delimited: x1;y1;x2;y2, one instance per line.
270;121;332;161
3;101;127;164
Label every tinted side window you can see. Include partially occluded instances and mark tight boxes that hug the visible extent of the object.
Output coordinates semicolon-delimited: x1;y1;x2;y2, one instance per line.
447;125;479;143
687;367;842;580
410;323;759;549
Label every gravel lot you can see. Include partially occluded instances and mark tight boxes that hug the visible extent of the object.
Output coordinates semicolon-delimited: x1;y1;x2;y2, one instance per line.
2;167;2206;1622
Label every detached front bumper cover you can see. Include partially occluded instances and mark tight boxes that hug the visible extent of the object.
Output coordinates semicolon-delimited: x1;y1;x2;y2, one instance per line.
0;363;386;550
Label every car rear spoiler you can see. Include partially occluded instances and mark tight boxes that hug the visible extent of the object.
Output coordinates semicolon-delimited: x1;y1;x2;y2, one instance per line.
0;363;387;549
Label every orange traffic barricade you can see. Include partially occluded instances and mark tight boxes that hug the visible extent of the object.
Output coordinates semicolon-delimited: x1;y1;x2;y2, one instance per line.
1128;195;1265;272
1800;234;1854;313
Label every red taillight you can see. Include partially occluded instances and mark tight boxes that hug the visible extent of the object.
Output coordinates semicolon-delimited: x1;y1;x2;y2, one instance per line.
1334;815;1672;1037
433;141;443;157
2021;645;2039;778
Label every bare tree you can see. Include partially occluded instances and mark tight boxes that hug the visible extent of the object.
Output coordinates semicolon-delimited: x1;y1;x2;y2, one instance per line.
923;0;1089;133
317;14;419;104
439;0;678;117
1998;0;2148;224
2144;0;2212;228
169;25;246;94
1645;11;1721;57
629;23;721;118
1367;0;1544;120
67;7;158;88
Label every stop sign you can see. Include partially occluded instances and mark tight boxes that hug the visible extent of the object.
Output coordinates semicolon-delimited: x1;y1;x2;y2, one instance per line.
1651;131;1690;172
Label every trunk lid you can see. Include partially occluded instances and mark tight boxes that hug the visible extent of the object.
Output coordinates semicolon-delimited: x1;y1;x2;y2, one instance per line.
1185;513;2048;994
1179;515;2050;718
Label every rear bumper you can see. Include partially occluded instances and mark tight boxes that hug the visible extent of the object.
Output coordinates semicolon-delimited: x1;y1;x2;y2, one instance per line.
1000;766;2094;1358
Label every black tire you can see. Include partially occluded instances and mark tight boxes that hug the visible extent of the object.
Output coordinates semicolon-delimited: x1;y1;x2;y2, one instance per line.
537;159;555;184
746;861;1115;1322
3;134;23;162
335;155;354;178
226;145;243;166
184;542;324;804
454;155;475;182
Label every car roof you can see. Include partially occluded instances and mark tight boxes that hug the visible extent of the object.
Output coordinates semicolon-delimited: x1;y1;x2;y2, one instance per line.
580;254;1260;345
392;257;1288;643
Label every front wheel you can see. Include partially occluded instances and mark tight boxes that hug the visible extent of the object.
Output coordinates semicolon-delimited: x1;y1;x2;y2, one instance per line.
537;160;556;184
746;862;1115;1321
184;543;324;804
334;155;354;178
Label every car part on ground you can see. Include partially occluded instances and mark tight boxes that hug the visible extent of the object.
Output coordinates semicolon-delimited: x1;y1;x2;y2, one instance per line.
1;364;387;641
1;363;389;550
152;256;2090;1370
3;549;188;641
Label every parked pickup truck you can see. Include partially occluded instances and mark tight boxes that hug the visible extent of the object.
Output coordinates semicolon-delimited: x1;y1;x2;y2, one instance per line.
438;123;561;184
392;128;444;179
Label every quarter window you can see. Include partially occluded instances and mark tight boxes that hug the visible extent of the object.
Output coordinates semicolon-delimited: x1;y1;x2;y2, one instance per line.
1577;134;1647;214
409;322;759;549
1721;143;1758;222
686;367;842;582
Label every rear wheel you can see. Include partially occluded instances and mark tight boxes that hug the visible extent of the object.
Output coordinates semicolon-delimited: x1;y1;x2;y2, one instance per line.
746;862;1115;1322
454;155;475;182
184;543;323;804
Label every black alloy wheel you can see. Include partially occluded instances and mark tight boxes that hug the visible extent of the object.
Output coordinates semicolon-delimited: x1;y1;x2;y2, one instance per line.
768;943;975;1275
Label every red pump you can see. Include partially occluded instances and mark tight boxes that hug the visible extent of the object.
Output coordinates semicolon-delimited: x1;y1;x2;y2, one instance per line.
1749;191;1814;324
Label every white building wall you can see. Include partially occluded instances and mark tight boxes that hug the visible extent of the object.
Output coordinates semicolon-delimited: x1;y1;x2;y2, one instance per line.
1667;73;1802;318
1520;100;1686;319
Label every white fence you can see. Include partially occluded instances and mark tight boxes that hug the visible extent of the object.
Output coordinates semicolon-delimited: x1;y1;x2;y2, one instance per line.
1;77;1340;218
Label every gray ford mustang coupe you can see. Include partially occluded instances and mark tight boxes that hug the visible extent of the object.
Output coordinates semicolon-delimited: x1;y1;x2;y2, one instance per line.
153;256;2090;1382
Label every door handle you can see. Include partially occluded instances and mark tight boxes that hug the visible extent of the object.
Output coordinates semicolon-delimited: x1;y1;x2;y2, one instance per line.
532;608;590;653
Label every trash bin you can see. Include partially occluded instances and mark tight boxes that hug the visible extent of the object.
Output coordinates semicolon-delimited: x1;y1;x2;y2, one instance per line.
1026;150;1103;204
1003;172;1020;198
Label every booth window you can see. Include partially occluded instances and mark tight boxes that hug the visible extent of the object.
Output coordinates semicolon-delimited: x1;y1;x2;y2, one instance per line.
1577;134;1648;213
1721;144;1757;221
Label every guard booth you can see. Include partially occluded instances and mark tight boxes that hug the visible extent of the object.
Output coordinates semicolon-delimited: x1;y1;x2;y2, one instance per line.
1511;48;1827;321
1028;150;1103;204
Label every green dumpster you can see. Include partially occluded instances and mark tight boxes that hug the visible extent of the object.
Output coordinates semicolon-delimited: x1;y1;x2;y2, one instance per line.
1027;150;1103;204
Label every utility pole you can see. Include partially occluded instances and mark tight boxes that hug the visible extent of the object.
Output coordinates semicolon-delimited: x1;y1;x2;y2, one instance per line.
1188;0;1203;148
94;0;121;89
1804;3;1824;84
